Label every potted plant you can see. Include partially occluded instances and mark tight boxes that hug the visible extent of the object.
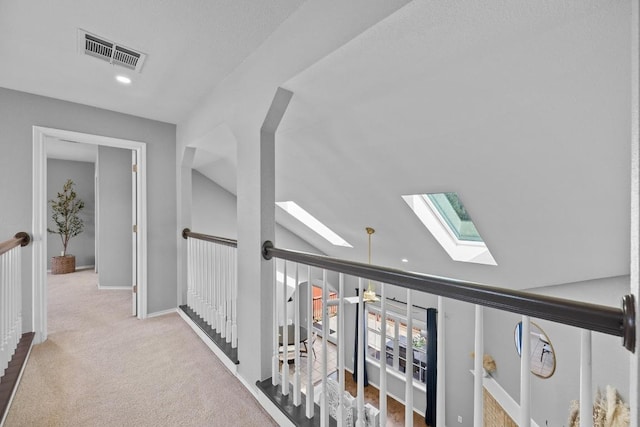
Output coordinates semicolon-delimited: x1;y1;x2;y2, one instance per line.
48;179;85;274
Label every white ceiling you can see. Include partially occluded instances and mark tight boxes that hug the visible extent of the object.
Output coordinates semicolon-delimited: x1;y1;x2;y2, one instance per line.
0;0;304;124
0;0;632;290
46;137;98;163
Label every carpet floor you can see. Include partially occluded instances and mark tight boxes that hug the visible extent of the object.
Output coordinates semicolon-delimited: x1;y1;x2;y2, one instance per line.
5;268;277;426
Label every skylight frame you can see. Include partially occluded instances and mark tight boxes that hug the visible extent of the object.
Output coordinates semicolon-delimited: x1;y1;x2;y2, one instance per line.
402;193;497;266
276;201;353;247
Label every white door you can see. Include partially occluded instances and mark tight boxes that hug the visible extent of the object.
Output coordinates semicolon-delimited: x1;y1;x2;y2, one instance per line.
131;150;138;316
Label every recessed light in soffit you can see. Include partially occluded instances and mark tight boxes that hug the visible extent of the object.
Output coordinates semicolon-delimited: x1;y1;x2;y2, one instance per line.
402;192;497;266
77;29;147;73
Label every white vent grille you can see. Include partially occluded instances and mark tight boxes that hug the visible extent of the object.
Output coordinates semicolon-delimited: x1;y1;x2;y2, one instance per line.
78;29;146;73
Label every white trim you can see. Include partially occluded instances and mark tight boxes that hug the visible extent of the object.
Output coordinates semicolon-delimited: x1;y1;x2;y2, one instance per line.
631;1;639;425
469;370;539;427
46;264;95;273
252;387;297;427
177;309;238;374
178;309;294;426
97;285;132;290
0;339;34;427
32;126;148;344
344;366;427;418
147;308;178;318
402;194;497;266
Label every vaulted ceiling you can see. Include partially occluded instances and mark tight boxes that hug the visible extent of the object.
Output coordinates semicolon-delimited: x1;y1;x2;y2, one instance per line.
0;0;631;290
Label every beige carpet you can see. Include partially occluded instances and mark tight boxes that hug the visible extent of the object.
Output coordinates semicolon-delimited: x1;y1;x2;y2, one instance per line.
6;268;277;426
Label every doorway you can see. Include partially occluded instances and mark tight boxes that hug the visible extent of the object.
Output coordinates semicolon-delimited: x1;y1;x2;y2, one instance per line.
32;126;147;344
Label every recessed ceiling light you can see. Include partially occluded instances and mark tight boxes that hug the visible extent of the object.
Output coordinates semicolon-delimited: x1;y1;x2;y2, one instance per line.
276;201;352;247
115;75;131;84
402;258;409;263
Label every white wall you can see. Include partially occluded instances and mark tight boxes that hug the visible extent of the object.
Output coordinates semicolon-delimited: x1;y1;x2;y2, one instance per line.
46;158;95;269
97;146;132;287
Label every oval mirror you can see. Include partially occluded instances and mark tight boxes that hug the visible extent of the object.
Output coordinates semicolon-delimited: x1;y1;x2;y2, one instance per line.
514;321;556;378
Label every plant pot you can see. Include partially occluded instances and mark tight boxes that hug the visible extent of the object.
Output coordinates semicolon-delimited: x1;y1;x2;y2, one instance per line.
51;255;75;274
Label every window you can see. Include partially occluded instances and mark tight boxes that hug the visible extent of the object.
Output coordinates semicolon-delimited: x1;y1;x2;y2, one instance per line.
402;192;497;265
366;304;427;384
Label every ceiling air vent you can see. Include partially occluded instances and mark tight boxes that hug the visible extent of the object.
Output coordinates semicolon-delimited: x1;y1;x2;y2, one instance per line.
78;29;146;73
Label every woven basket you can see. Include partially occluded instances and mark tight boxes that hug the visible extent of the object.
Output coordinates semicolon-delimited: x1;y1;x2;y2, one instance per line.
51;255;75;274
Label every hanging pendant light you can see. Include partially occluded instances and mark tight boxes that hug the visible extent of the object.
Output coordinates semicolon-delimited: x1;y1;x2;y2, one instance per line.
363;226;380;302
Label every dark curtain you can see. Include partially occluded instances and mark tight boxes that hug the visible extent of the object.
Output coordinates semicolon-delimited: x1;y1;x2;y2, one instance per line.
352;288;369;386
425;308;437;426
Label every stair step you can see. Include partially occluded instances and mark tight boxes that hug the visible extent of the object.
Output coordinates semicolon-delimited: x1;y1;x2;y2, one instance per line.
0;332;35;423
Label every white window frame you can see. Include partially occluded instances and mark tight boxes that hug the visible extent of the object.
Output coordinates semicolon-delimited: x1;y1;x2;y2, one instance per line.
365;302;428;387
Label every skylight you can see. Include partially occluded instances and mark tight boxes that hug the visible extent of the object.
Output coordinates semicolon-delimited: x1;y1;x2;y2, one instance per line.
402;193;496;266
276;201;353;247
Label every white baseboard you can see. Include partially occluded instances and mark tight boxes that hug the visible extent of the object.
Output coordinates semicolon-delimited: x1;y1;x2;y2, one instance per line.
97;286;131;290
147;308;177;318
177;309;238;374
249;380;296;427
46;264;95;273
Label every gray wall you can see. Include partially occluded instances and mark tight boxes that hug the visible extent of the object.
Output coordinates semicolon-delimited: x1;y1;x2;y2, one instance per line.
97;146;132;287
484;275;630;427
0;86;177;327
192;169;320;252
46;159;95;269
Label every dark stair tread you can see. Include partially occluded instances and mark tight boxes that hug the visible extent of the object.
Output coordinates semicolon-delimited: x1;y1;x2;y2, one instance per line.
179;305;239;365
0;332;35;423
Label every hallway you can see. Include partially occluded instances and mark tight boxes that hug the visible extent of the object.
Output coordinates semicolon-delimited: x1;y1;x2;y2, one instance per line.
6;269;276;426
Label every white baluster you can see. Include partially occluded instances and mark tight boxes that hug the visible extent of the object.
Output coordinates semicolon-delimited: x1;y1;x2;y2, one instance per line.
405;289;414;427
212;243;219;331
186;238;193;309
0;253;6;370
335;273;345;427
520;316;531;427
379;283;387;427
196;240;203;318
306;266;314;419
272;258;279;386
321;269;329;427
204;241;210;326
226;245;232;343
216;245;227;338
282;261;289;395
293;263;301;406
355;277;365;427
436;297;445;427
580;330;592;427
231;246;238;348
473;305;483;427
0;253;7;372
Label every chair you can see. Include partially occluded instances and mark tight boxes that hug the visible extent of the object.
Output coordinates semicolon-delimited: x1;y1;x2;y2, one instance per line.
303;331;317;359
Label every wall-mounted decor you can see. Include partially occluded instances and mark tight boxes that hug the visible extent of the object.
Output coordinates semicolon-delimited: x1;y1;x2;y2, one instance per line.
514;321;556;378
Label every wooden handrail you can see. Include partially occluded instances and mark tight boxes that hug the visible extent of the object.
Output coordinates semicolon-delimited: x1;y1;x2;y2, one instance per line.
263;241;636;353
182;228;237;248
0;232;31;257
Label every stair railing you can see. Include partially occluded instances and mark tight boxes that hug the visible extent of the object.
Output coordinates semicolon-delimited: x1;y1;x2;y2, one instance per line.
182;229;238;349
262;240;636;427
0;232;30;376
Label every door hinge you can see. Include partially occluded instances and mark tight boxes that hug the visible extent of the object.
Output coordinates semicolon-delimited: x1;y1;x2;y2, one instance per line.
132;164;138;173
133;285;137;294
133;224;137;233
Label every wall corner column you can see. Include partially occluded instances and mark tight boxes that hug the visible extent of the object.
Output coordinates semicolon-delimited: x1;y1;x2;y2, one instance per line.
236;87;293;384
631;1;639;426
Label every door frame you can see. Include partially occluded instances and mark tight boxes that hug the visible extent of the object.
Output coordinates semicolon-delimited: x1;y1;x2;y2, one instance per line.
32;126;148;344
